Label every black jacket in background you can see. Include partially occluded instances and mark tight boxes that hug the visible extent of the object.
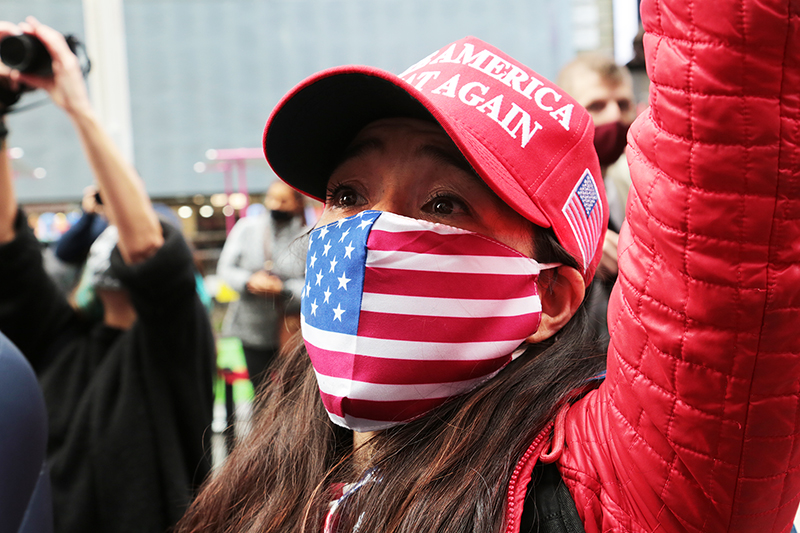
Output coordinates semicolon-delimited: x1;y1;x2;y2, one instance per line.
0;210;216;533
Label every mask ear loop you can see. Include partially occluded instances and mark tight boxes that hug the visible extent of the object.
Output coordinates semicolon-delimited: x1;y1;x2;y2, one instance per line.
510;344;529;361
536;262;562;298
510;262;563;361
537;262;562;271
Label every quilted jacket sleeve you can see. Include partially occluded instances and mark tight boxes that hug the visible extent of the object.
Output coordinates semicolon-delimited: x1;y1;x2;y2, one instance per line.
559;0;800;532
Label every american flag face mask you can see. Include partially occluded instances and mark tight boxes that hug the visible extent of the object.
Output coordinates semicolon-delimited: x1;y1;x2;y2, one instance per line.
301;210;556;432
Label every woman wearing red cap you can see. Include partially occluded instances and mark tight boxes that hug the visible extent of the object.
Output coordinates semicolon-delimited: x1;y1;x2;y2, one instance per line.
179;0;800;531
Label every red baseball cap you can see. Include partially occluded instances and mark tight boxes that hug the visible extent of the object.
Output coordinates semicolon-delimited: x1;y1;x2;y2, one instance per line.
263;36;608;284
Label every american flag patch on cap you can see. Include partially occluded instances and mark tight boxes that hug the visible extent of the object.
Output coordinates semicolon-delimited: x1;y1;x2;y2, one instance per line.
562;169;603;270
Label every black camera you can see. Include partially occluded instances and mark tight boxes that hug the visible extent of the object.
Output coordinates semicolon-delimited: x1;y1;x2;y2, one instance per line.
0;32;89;112
0;34;53;76
0;33;84;77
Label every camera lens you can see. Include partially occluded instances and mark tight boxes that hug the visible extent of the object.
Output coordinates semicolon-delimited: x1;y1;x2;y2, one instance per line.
0;34;53;76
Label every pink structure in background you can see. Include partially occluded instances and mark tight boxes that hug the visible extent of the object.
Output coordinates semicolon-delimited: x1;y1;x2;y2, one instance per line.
199;147;264;234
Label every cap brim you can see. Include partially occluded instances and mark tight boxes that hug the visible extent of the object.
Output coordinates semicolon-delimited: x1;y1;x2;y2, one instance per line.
263;65;550;229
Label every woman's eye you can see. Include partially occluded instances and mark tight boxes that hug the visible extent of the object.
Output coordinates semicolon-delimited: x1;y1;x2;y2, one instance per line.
327;185;361;208
432;197;455;214
424;195;468;216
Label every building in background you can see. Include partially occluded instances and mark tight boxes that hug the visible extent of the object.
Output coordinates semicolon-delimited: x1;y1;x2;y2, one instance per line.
3;0;636;274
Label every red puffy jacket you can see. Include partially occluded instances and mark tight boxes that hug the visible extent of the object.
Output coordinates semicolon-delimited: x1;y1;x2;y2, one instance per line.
507;0;800;531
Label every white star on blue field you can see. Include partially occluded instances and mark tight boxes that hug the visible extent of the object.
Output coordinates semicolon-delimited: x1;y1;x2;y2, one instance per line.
302;211;381;336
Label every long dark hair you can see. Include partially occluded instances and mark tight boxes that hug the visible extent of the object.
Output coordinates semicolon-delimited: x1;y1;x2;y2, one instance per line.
177;228;605;533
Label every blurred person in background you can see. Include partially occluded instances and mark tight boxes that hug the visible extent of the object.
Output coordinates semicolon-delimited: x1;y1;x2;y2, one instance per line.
557;53;637;348
51;185;109;314
54;184;108;266
0;17;215;533
217;179;308;391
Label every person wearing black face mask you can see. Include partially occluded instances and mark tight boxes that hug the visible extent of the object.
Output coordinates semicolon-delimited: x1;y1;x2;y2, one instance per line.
217;181;308;391
270;208;294;223
557;53;639;349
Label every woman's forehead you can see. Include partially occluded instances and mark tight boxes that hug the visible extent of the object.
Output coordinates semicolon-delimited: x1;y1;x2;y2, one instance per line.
340;117;519;206
344;118;476;174
355;116;444;135
349;117;454;150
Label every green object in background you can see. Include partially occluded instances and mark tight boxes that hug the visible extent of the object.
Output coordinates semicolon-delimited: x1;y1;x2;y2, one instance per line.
215;336;255;405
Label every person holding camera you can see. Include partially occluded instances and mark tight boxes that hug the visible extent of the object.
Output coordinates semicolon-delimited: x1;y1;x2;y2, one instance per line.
0;17;215;533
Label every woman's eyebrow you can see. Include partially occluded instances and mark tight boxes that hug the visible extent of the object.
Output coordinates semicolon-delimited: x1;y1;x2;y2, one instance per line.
335;137;384;168
417;144;481;179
